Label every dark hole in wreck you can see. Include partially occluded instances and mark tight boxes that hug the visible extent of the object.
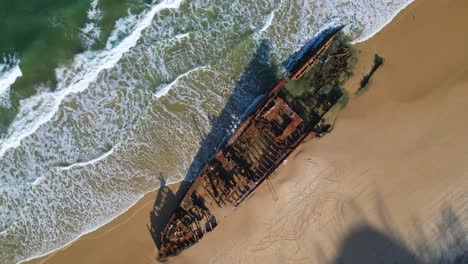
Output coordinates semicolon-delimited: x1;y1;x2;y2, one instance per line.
148;25;353;260
148;39;280;256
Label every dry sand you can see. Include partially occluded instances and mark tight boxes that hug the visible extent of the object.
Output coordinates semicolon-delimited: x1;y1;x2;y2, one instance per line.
29;0;468;263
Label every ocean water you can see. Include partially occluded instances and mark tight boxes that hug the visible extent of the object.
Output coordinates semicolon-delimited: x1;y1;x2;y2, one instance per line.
0;0;413;263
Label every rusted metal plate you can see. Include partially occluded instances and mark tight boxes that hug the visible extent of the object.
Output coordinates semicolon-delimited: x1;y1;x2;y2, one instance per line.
157;27;345;259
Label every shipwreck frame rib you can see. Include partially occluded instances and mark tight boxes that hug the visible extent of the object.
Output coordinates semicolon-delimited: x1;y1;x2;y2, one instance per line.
156;25;345;259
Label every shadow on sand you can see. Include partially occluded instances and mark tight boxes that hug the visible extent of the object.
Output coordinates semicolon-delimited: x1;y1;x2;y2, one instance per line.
147;177;192;251
332;225;421;263
147;32;468;263
146;27;353;257
147;39;280;253
320;199;468;264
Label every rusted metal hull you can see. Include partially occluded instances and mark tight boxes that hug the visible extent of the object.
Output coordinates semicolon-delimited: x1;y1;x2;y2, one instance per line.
157;26;344;259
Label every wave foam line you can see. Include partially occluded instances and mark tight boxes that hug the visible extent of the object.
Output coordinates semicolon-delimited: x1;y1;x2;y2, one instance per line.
253;8;278;42
58;145;117;171
174;32;190;40
352;0;414;43
0;0;184;159
154;65;209;99
19;177;185;264
258;10;275;34
0;62;22;109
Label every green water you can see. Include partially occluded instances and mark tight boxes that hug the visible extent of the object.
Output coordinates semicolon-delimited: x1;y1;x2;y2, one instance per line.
0;1;417;263
0;0;146;129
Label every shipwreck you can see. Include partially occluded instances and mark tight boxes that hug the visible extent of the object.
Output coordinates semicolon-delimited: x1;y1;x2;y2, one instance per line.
155;25;352;259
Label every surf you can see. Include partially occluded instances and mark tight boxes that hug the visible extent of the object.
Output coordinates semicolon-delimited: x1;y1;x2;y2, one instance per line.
0;56;22;109
0;1;416;263
0;0;185;159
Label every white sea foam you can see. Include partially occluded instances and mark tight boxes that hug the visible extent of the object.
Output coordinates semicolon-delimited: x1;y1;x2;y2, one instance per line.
1;1;419;263
87;0;102;20
18;178;185;264
80;0;103;49
352;0;414;43
105;13;138;49
258;11;275;34
0;0;184;159
154;65;209;98
263;0;415;61
0;57;22;109
58;144;117;171
175;32;190;40
80;22;102;49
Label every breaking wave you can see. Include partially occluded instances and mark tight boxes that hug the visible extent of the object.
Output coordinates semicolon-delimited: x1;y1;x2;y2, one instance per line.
0;0;184;159
0;55;22;109
0;0;414;263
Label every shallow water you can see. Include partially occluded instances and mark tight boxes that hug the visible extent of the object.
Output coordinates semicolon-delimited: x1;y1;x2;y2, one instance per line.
0;0;413;263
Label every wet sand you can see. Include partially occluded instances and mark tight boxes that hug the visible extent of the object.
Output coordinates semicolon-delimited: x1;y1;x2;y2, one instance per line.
29;0;468;263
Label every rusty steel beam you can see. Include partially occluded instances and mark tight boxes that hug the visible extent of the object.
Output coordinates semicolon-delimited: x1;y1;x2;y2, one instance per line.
157;27;345;260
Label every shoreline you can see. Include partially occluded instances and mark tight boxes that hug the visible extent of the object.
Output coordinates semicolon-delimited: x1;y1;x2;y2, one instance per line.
173;0;468;261
24;4;414;264
352;0;414;43
22;180;183;264
22;75;271;263
23;33;361;264
26;0;468;262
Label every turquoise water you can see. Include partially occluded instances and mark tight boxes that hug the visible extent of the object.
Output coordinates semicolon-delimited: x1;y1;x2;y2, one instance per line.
0;0;146;129
0;0;414;263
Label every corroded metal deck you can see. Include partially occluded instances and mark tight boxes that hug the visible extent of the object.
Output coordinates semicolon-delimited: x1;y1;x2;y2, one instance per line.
157;26;344;259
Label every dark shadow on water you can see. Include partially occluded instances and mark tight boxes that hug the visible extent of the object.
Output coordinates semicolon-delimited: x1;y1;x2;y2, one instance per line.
147;26;354;255
148;30;468;263
183;39;280;182
282;25;345;76
148;39;279;252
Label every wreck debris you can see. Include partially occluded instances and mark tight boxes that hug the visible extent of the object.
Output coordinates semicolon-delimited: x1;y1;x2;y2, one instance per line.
157;25;352;259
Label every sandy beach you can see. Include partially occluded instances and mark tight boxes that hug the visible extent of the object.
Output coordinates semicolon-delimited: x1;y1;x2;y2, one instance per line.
29;0;468;263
